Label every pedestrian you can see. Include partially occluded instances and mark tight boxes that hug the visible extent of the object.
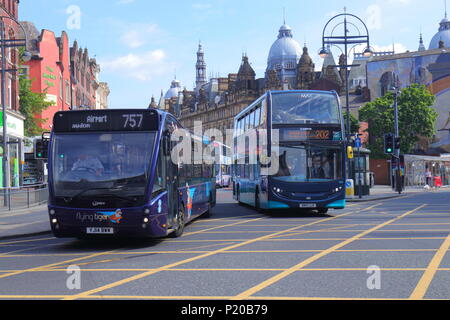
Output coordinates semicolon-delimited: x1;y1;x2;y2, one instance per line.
425;167;432;189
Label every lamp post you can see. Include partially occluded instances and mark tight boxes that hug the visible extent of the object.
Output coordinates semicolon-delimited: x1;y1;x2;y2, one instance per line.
0;16;31;207
319;9;373;197
319;10;373;139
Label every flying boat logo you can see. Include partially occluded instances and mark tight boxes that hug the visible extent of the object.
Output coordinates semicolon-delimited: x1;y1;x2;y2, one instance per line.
97;209;123;224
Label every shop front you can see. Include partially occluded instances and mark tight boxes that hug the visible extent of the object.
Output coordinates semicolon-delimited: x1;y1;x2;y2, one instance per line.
0;110;25;188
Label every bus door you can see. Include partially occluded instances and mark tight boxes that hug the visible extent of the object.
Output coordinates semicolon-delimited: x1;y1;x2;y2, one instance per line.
164;118;180;222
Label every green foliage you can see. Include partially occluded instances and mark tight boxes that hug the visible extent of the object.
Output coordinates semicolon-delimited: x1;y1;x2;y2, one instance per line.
344;112;360;134
359;84;437;158
18;48;52;137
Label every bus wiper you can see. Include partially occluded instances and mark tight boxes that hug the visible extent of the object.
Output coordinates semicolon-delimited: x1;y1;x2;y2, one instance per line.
69;187;124;201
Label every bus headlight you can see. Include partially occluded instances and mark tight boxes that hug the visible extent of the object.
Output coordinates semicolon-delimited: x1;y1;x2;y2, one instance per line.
144;208;151;215
143;217;149;223
49;209;56;216
51;218;58;224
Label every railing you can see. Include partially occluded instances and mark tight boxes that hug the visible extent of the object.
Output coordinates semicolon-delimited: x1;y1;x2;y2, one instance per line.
0;184;48;211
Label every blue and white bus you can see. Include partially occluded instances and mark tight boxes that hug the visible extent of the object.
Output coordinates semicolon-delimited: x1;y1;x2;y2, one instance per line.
48;109;216;238
232;90;346;213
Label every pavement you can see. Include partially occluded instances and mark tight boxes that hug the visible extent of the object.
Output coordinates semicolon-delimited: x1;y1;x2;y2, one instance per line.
0;185;446;240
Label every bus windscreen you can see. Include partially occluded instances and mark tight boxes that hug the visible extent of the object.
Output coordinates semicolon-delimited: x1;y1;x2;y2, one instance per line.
52;132;155;208
272;92;340;125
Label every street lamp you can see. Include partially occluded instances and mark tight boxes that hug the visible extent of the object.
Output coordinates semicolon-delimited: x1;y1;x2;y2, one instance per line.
0;16;30;207
319;10;373;139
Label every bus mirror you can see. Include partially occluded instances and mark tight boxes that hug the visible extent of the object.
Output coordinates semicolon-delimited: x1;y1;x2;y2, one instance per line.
347;146;354;159
163;133;170;156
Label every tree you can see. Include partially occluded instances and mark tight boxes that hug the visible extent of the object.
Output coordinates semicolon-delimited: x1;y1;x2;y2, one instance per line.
344;112;360;135
18;49;52;137
359;84;437;158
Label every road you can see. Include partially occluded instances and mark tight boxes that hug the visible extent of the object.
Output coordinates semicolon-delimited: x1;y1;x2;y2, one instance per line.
0;188;449;300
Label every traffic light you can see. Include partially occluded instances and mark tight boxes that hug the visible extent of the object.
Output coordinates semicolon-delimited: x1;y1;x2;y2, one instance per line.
395;137;401;150
34;138;49;159
384;134;394;155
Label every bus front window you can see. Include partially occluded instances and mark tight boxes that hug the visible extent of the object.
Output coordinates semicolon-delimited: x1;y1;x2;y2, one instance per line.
272;92;340;125
52;132;156;207
273;145;343;182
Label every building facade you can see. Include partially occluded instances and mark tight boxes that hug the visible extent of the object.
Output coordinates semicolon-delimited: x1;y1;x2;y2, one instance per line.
158;22;357;135
70;41;99;110
22;22;71;130
1;0;26;188
367;25;450;154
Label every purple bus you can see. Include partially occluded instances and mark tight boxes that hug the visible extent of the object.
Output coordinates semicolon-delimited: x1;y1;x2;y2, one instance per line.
47;109;216;239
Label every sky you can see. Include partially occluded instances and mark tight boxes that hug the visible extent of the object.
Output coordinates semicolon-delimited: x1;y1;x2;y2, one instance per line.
20;0;447;109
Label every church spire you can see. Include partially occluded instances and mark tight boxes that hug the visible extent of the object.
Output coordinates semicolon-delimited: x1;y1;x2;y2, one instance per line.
418;33;426;51
195;41;207;92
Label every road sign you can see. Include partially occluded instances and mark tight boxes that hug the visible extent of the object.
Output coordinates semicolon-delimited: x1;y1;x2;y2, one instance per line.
355;137;362;148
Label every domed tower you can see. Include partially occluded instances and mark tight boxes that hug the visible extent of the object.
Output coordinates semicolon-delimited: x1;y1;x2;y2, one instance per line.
297;45;315;89
165;79;182;100
429;9;450;49
266;23;302;89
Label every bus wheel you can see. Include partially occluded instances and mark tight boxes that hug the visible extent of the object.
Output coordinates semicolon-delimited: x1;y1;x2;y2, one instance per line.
202;194;213;219
317;208;329;214
237;186;242;205
170;206;186;238
255;191;262;213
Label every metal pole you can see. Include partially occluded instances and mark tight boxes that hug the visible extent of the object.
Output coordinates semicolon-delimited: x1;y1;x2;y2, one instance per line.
394;88;401;194
344;16;350;140
1;19;9;207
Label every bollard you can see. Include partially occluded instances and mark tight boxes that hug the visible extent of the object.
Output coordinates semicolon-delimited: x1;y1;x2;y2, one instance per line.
346;179;354;199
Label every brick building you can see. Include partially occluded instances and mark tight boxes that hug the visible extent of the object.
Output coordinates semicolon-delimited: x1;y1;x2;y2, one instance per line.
22;22;71;130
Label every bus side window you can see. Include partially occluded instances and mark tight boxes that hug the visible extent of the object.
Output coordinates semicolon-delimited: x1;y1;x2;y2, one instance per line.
153;149;166;194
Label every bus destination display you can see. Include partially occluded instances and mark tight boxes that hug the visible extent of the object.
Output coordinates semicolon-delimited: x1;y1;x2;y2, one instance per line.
53;110;159;133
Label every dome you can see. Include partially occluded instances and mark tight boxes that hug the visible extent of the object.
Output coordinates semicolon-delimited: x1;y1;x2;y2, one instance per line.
267;24;302;66
165;79;181;99
429;16;450;49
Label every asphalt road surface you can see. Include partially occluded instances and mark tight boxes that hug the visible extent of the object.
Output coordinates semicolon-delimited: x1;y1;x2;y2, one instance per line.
0;189;450;300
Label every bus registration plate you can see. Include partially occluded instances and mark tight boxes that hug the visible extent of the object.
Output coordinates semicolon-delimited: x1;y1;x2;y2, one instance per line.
87;227;114;234
299;204;317;208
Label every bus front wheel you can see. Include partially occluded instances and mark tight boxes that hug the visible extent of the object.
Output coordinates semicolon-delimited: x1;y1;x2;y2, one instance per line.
170;205;186;238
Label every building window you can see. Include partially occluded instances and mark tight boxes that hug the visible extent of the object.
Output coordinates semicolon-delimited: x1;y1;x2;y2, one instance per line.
65;81;70;105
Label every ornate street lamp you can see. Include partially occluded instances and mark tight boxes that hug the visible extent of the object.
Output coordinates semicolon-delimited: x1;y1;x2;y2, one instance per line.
0;16;31;207
319;10;373;140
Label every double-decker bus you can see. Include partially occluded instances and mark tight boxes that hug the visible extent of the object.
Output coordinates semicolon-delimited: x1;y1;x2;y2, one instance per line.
233;90;346;213
48;109;216;238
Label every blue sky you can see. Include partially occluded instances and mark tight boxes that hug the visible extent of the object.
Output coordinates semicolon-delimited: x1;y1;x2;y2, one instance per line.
20;0;445;108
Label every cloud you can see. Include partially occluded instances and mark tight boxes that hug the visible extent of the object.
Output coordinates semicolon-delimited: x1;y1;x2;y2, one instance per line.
192;3;213;9
100;50;172;81
115;0;135;5
120;24;160;49
387;0;410;4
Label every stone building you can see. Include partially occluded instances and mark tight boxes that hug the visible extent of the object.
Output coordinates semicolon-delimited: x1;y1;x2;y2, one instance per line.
156;22;372;134
366;10;450;154
70;41;99;109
